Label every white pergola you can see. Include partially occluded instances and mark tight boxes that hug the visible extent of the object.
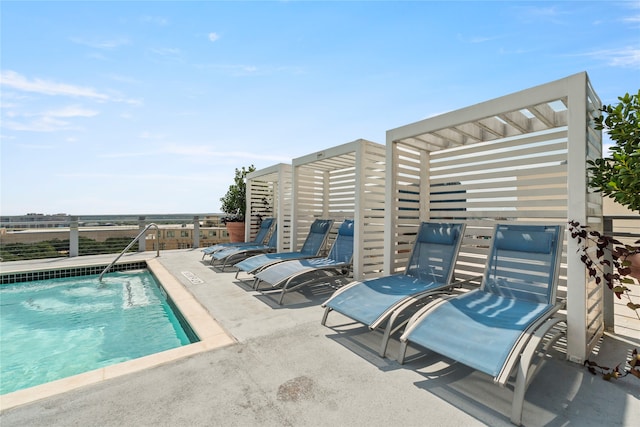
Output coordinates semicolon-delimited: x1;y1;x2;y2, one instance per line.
245;163;292;252
291;139;386;280
384;72;603;363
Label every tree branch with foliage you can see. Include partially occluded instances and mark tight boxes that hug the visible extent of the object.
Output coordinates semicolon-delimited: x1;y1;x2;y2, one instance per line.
589;90;640;213
219;165;255;223
568;220;640;316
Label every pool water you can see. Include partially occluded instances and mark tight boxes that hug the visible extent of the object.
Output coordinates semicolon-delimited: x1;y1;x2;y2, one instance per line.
0;270;196;395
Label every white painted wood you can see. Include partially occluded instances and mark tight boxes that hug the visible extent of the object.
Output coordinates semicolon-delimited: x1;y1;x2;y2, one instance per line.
385;72;603;363
246;163;292;252
292;139;386;280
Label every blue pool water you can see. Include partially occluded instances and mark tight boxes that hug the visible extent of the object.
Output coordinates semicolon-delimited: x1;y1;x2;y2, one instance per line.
0;270;196;395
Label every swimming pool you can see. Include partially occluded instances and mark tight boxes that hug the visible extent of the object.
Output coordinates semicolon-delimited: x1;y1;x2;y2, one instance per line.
0;268;198;395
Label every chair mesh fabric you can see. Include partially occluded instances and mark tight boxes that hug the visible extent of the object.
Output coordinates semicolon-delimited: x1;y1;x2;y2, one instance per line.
408;289;554;377
483;225;560;304
254;220;354;286
326;220;355;264
325;222;463;326
402;223;562;378
405;223;459;283
300;219;333;255
212;237;276;260
254;218;274;243
202;217;274;254
233;219;333;273
265;225;278;247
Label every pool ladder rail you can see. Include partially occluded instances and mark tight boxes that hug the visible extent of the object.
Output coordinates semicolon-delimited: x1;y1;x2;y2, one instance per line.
99;223;160;282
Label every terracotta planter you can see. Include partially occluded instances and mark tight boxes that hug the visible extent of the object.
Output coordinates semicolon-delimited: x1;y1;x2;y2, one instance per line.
225;222;246;243
623;253;640;280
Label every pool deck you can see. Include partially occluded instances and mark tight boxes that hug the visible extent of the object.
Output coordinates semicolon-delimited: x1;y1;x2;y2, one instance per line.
1;249;639;426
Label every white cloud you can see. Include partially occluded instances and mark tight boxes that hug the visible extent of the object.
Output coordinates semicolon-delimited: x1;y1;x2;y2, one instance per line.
457;33;502;44
138;131;165;139
150;47;181;56
0;70;111;100
3;116;74;132
105;73;138;84
141;15;168;26
43;105;99;118
161;144;290;162
2;104;98;132
70;36;130;50
208;32;220;42
97;144;290;163
0;71;142;106
583;47;640;69
517;5;568;19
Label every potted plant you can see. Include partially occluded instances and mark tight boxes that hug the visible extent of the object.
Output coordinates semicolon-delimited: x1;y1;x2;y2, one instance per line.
219;165;255;242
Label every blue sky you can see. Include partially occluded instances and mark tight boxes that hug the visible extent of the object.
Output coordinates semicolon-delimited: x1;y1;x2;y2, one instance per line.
1;1;638;216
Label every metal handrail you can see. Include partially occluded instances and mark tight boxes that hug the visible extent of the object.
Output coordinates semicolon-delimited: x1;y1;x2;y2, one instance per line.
98;223;160;282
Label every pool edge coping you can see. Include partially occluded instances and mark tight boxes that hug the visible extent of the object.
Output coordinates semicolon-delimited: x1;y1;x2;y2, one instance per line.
0;258;236;412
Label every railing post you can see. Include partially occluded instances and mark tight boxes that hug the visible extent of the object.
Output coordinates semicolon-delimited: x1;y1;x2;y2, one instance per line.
603;217;615;332
69;216;79;257
138;216;146;252
193;216;200;249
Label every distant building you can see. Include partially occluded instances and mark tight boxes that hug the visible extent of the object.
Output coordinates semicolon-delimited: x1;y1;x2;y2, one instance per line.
0;213;71;229
0;214;234;258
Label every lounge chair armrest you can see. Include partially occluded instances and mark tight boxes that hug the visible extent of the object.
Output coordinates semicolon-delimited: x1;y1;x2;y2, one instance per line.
401;296;453;339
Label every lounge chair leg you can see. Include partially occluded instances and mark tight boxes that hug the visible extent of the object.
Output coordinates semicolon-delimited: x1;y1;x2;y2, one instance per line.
321;307;332;326
379;322;393;358
510;318;565;425
511;363;527;426
398;340;408;364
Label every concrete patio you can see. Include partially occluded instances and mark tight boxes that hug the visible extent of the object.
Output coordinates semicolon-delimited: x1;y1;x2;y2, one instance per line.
1;249;638;426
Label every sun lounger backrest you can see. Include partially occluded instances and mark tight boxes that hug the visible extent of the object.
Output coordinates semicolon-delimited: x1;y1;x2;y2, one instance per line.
483;224;563;304
405;222;464;283
265;224;278;247
254;218;274;244
299;219;334;256
326;220;355;263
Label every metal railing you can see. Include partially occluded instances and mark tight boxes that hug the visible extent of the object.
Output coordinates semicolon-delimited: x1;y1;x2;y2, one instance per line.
99;223;160;282
0;215;231;261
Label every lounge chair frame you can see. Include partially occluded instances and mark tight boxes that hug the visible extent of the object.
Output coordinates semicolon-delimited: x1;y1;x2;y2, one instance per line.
233;219;335;282
397;223;565;425
201;217;274;259
210;225;278;271
321;221;468;357
254;220;355;305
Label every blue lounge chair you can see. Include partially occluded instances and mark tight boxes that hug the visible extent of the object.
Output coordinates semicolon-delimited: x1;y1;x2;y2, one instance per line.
233;219;334;280
201;217;274;259
321;222;466;357
398;223;565;426
210;225;278;271
253;219;354;305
